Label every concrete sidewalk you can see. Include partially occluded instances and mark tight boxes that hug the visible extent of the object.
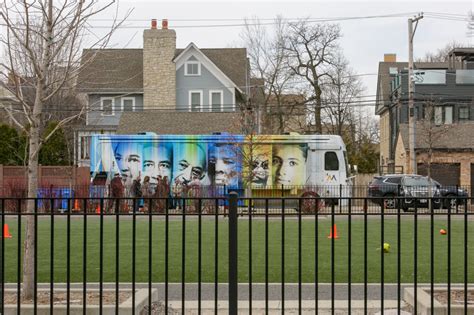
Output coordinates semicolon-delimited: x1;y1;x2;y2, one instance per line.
5;282;471;301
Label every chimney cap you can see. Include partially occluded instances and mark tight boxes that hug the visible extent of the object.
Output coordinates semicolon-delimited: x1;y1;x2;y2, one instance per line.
162;19;168;29
384;53;397;62
151;19;157;29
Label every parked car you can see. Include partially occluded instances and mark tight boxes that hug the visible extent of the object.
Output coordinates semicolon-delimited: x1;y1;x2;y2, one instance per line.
367;174;442;211
432;180;468;209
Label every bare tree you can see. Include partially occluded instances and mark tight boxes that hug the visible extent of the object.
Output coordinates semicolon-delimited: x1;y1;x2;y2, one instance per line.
0;0;127;300
417;99;451;180
321;53;363;136
241;16;298;134
284;20;341;133
416;40;464;62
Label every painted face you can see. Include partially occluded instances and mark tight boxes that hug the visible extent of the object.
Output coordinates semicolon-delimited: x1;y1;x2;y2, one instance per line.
272;145;306;186
173;143;207;185
143;144;172;184
251;155;269;186
114;142;142;184
209;145;239;186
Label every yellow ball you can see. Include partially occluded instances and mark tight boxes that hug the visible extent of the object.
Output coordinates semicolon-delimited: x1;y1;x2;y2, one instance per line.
383;242;390;253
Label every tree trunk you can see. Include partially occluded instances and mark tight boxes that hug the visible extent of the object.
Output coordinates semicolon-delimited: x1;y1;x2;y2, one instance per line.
315;88;322;134
22;123;41;300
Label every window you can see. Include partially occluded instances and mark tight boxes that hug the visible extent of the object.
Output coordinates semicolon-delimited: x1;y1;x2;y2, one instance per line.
189;90;203;112
445;106;453;124
434;106;453;125
80;136;90;160
385;177;402;184
414;70;446;85
185;61;201;76
434;106;443;125
100;97;114;116
324;152;339;171
456;70;474;84
459;107;469;121
210;90;223;112
121;97;135;112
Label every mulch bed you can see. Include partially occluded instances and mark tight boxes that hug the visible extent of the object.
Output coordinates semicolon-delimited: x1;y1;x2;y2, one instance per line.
433;290;474;305
4;291;131;305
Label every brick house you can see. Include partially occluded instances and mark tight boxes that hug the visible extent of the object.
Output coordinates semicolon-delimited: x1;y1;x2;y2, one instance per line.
375;49;474;192
75;19;251;167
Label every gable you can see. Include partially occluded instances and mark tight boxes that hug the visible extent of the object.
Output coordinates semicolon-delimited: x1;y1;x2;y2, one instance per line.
175;43;243;94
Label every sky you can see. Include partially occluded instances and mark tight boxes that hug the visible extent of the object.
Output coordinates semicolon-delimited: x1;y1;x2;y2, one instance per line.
90;0;473;99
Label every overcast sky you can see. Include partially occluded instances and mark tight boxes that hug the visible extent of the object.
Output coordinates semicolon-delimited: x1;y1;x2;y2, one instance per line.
92;0;473;98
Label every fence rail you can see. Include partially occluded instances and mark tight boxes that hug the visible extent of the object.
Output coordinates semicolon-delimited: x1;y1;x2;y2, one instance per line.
1;195;473;314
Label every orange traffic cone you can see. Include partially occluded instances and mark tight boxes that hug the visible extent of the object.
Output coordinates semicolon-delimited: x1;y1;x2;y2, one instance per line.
73;199;80;212
96;204;101;214
327;224;339;239
3;224;12;238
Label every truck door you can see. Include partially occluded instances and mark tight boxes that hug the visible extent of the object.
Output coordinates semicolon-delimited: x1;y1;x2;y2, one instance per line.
323;151;340;189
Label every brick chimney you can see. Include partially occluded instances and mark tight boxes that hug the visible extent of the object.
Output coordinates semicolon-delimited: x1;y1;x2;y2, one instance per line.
384;54;397;62
143;19;176;109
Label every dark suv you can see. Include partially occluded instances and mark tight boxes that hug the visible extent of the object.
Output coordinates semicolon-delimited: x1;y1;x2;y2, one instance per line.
367;174;442;211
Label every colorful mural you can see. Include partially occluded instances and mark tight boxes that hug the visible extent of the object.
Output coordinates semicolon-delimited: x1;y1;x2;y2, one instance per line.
90;133;313;187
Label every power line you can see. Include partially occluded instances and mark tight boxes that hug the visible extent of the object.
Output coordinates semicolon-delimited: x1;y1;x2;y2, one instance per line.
4;95;474;114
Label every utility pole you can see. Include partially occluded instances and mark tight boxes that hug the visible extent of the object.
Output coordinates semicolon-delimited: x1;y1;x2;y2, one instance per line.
408;13;423;174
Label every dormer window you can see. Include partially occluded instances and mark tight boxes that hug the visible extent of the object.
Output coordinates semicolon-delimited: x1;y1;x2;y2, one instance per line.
185;61;201;76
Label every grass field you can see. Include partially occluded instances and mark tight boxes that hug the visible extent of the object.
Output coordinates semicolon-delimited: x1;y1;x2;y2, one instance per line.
1;215;473;283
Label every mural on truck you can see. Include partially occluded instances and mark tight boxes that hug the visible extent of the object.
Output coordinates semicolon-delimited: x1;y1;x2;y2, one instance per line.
90;133;312;188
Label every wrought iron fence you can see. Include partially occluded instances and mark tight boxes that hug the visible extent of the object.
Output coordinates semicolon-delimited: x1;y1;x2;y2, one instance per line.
0;195;472;314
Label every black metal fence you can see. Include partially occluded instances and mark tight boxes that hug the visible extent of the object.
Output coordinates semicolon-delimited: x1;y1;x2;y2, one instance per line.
1;195;472;314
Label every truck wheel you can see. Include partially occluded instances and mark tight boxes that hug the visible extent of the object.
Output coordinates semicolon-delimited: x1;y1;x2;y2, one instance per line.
300;191;323;214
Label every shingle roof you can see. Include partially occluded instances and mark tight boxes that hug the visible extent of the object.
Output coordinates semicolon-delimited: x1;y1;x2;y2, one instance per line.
78;49;144;93
78;47;248;93
399;122;474;150
117;111;241;135
375;61;448;114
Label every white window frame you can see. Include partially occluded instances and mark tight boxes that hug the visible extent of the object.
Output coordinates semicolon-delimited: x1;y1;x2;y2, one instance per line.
444;106;453;124
434;106;443;125
121;97;136;112
100;97;115;116
184;60;201;76
209;90;224;112
189;90;203;112
459;107;469;121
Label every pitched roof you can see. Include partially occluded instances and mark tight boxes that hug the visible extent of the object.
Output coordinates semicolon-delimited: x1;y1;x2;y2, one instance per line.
399;122;474;151
375;61;448;115
117;111;241;135
77;47;248;93
77;49;143;93
175;48;248;89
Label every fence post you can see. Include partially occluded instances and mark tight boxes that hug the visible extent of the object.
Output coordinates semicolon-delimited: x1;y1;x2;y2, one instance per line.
228;192;238;315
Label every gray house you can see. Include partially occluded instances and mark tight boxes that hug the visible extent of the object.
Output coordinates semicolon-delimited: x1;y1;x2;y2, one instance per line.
375;49;474;190
75;20;250;166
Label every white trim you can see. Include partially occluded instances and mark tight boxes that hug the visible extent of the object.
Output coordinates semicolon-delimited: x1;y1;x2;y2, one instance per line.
175;43;243;94
100;97;115;116
184;60;201;76
209;90;224;112
121;97;136;112
231;88;236;112
188;90;203;112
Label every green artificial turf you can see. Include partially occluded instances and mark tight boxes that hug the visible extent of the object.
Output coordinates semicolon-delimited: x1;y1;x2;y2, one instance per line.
1;215;473;283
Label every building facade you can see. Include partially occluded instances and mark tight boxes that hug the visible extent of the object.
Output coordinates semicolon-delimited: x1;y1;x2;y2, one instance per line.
75;19;250;167
375;49;474;190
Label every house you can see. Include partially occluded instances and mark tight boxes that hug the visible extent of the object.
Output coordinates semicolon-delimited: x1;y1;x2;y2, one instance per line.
375;49;474;191
75;19;251;167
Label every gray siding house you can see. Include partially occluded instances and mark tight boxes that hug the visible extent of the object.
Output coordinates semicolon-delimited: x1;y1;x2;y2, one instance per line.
375;48;474;191
75;20;250;166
